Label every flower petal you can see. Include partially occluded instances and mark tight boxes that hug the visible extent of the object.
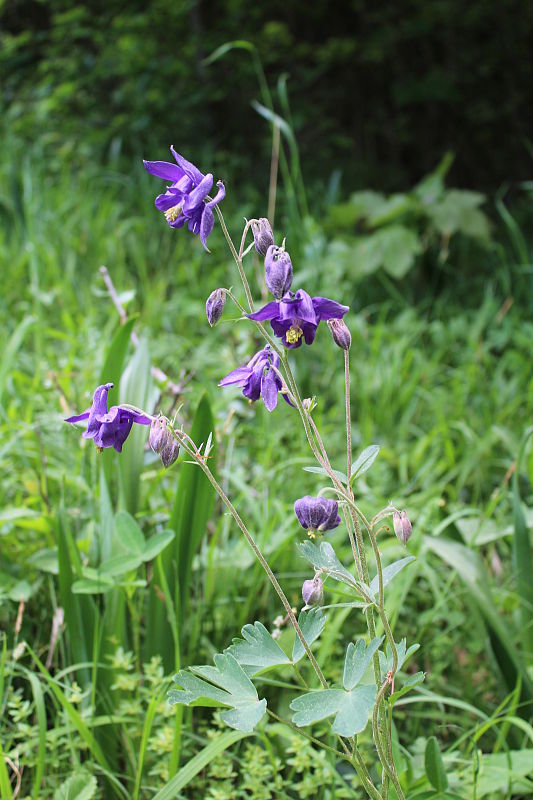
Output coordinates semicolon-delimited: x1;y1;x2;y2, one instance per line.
143;160;184;182
183;173;214;212
65;409;91;423
170;147;205;185
206;180;226;208
280;289;317;325
260;371;278;412
219;366;252;387
199;206;214;250
247;301;280;322
312;297;349;321
155;191;182;212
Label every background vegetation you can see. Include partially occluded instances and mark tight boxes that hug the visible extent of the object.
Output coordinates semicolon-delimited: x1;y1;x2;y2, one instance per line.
1;1;533;797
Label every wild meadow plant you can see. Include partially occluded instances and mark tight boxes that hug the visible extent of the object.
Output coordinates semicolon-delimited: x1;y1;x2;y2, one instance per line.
66;146;423;800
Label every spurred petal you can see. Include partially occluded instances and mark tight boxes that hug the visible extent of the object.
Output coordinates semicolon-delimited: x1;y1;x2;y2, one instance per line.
155;191;183;212
170;147;205;185
312;297;349;321
247;301;280;322
206;180;226;208
120;407;151;425
143;159;185;182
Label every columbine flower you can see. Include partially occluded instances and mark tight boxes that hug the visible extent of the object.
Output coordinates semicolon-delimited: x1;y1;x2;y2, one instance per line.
143;147;225;250
393;510;412;546
65;383;151;453
251;218;275;256
264;245;293;299
302;576;324;607
247;289;349;348
219;345;287;412
294;496;341;535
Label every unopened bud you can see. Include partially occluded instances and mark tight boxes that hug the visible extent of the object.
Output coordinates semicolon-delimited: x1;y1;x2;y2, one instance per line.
302;576;324;607
393;510;412;546
265;244;293;299
252;218;275;256
206;288;226;327
327;318;351;350
150;417;180;468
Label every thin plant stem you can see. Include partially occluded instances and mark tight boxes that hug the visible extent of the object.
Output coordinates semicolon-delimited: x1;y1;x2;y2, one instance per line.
266;709;347;761
345;350;352;482
214;206;255;312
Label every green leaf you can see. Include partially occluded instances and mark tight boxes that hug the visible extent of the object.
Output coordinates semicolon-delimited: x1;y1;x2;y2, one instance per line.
98;316;137;405
297;540;359;589
151;730;249;800
512;428;533;656
226;621;290;675
54;771;98;800
350;445;380;482
290;684;376;737
71;575;115;594
343;637;383;690
377;225;422;278
169;653;267;733
114;510;145;556
98;554;143;577
425;736;448;792
292;608;327;664
379;639;420;678
141;530;175;562
302;465;348;482
369;556;415;597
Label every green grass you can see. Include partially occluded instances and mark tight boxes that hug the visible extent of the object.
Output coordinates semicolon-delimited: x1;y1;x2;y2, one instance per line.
1;136;533;798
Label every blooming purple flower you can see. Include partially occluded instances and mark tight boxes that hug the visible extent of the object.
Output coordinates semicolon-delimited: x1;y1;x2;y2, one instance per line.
264;245;293;299
247;289;349;348
143;147;225;250
294;496;341;534
302;576;324;607
219;346;287;412
65;383;151;453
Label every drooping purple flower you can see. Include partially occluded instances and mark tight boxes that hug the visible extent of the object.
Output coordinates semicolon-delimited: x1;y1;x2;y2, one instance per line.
302;576;324;607
327;318;351;351
247;289;349;349
294;496;341;534
264;245;293;299
206;288;227;327
143;147;225;250
65;383;151;453
218;346;287;412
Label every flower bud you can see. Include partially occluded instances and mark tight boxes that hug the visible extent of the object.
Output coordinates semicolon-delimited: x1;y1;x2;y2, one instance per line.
302;576;324;607
264;245;293;299
150;417;180;468
206;288;226;327
393;510;412;546
252;218;275;256
327;318;351;351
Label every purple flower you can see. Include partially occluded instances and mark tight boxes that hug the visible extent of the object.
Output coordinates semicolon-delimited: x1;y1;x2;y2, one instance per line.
294;496;341;534
206;288;227;327
302;576;324;607
264;245;293;299
219;346;287;412
251;218;275;256
247;289;349;349
143;147;225;250
65;383;151;453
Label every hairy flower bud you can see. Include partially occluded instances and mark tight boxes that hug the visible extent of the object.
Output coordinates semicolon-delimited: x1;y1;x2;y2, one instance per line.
393;510;412;546
252;218;275;256
264;245;293;299
206;288;226;327
302;576;324;607
327;318;351;350
150;417;180;468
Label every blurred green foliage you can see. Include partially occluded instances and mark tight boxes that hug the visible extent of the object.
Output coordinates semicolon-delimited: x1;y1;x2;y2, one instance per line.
1;0;532;191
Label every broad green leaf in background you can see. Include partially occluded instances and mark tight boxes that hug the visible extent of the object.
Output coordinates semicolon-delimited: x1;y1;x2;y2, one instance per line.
169;653;267;732
350;445;380;482
425;736;448;792
54;771;98;800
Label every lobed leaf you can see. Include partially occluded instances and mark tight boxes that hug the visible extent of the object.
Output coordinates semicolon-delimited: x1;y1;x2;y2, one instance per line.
369;556;415;597
297;540;359;589
226;621;290;675
343;637;383;690
292;608;327;664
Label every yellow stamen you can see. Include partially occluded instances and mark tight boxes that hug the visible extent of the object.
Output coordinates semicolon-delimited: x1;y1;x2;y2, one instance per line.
286;324;303;344
164;204;182;223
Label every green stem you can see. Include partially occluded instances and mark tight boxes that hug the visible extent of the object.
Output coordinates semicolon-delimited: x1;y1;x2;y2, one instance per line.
345;350;352;483
215;206;254;312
